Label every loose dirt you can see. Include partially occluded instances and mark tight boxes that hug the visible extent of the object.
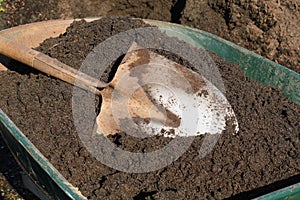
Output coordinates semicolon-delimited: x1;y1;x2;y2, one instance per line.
0;17;299;199
0;0;299;73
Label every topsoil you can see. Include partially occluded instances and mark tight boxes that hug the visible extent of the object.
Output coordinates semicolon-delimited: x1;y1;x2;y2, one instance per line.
0;17;299;199
0;1;299;199
0;0;299;74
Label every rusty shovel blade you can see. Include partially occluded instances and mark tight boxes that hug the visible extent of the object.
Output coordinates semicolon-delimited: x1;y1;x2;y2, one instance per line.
96;44;239;137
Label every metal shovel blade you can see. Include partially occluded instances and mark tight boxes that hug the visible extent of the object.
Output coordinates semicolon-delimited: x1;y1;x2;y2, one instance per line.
96;46;239;137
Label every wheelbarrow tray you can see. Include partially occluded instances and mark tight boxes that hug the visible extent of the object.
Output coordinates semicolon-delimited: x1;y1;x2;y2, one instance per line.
0;18;299;200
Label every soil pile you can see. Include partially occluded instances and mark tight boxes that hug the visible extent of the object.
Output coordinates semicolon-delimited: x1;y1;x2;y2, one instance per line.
0;17;299;199
1;0;299;73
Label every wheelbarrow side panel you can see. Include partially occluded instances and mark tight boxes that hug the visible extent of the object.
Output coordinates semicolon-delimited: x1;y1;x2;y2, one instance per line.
0;109;85;200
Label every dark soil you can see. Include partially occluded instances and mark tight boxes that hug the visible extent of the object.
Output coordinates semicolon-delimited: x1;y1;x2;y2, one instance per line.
182;0;300;73
0;17;299;199
0;0;299;73
0;0;299;199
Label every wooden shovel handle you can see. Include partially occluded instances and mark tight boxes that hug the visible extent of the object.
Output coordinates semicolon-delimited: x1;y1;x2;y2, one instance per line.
0;36;107;95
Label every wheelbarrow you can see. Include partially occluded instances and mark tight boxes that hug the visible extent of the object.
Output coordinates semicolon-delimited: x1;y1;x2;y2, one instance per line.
0;18;299;200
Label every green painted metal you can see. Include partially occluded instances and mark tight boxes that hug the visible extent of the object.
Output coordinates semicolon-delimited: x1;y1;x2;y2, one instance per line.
147;19;300;105
0;19;299;200
255;183;300;200
0;110;85;199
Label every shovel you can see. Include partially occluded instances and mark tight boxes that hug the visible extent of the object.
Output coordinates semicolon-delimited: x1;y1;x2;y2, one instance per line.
0;36;238;137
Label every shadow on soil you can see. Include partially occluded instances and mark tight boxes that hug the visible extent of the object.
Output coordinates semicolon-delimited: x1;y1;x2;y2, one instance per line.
170;0;186;23
228;174;300;199
0;136;39;199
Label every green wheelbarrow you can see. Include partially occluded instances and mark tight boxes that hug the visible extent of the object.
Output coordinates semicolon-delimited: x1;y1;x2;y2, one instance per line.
0;18;299;200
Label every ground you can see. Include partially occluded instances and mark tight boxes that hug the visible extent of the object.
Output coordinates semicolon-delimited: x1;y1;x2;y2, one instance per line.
0;0;299;199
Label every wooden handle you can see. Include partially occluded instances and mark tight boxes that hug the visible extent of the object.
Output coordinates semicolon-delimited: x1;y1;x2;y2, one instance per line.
0;36;107;95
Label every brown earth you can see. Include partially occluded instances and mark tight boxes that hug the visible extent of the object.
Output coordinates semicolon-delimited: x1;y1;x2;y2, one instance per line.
0;0;299;73
0;17;299;199
0;0;299;200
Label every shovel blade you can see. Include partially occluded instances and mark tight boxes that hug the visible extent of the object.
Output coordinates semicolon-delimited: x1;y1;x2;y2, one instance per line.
96;44;238;137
